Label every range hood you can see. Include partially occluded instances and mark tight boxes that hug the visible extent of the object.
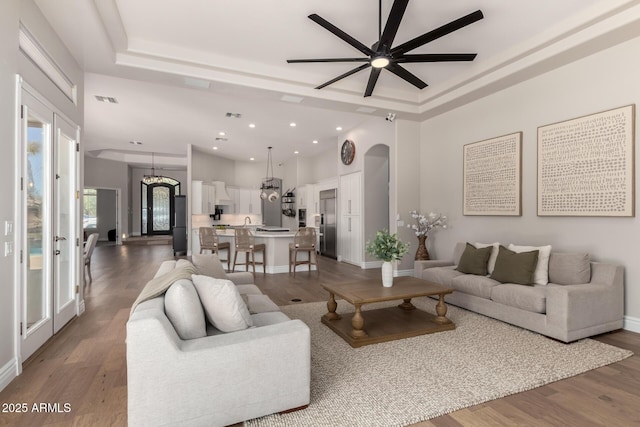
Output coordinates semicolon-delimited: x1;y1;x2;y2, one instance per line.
212;181;233;205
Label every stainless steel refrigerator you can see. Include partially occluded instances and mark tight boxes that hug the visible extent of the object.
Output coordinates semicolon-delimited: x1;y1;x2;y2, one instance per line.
261;178;282;227
319;189;337;259
172;195;187;255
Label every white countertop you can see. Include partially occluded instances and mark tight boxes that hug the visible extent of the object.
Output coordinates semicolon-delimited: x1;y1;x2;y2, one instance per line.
215;230;297;238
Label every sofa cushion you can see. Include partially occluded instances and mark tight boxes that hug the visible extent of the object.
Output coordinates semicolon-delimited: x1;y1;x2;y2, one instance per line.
191;275;253;332
421;266;464;287
474;242;500;274
491;284;547;314
450;274;501;299
245;294;280;314
236;284;263;295
251;311;291;327
164;279;206;340
191;254;228;279
491;246;539;285
508;244;552;285
548;252;591;285
456;243;492;275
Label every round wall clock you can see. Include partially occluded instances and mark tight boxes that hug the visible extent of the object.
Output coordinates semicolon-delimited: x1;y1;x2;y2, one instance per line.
341;139;355;165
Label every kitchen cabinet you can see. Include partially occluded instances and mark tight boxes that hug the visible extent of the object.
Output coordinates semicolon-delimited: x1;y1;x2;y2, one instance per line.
339;172;362;266
298;184;319;216
226;187;261;215
192;180;216;214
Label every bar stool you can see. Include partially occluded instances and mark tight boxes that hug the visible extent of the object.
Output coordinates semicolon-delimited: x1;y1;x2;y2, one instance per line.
289;227;318;276
232;228;266;275
199;227;231;270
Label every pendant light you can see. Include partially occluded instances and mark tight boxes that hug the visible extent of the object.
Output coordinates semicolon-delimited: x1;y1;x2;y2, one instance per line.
143;152;163;184
260;146;279;202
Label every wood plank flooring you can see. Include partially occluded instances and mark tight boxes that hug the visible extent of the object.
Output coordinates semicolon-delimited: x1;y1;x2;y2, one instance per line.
0;243;639;426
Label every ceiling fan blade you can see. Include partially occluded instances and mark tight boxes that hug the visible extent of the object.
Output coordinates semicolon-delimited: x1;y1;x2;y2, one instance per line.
308;14;375;57
378;0;410;50
391;10;484;55
315;63;371;90
395;53;477;63
386;63;428;89
287;58;370;64
364;68;382;97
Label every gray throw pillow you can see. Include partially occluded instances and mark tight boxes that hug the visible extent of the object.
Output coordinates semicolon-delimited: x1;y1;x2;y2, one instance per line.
491;245;539;285
191;254;229;279
548;252;591;285
164;279;206;340
456;243;493;276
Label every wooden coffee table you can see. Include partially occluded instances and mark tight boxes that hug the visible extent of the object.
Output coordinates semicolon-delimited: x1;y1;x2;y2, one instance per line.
321;276;455;348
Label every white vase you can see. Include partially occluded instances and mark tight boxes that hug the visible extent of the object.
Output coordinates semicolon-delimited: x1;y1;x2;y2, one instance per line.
381;261;393;287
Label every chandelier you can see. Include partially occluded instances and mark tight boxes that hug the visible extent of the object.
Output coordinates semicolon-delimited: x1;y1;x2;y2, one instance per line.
143;152;164;184
260;146;279;202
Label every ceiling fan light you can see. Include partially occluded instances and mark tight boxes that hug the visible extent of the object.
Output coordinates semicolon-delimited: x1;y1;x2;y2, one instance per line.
371;56;390;68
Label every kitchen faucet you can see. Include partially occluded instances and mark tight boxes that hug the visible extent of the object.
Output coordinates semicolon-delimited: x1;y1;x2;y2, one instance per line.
244;216;251;226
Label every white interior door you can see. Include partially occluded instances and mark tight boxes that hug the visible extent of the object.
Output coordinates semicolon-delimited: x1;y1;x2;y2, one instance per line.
20;90;54;361
53;115;78;332
20;86;79;360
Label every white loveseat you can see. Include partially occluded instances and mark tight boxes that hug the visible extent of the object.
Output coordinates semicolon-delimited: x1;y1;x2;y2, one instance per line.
415;242;624;342
127;257;310;427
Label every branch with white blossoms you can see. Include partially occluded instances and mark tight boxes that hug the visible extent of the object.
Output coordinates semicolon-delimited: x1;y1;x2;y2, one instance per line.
408;210;448;237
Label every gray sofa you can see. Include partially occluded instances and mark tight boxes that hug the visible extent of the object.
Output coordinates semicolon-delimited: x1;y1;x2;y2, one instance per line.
127;258;310;427
414;242;624;342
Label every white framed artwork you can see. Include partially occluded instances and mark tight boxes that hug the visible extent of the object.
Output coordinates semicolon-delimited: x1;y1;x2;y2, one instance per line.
463;132;522;216
537;105;635;216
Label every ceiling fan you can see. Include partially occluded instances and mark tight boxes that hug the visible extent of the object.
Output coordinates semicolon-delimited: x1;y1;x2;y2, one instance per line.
287;0;484;97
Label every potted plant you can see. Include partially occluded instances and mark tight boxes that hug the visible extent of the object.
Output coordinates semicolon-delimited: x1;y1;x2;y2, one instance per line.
366;230;410;287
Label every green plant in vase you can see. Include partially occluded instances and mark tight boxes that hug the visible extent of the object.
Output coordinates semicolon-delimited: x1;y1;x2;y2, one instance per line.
366;230;409;287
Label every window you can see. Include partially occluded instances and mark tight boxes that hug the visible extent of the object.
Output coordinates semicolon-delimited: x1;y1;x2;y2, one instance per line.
83;188;97;229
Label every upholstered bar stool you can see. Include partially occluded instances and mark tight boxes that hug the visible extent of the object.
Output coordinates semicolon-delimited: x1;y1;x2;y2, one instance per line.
289;227;318;277
199;227;231;270
232;227;266;275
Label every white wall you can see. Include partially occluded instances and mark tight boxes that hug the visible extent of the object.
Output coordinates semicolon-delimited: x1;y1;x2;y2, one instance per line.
84;157;129;236
363;145;390;262
1;0;83;391
420;35;640;322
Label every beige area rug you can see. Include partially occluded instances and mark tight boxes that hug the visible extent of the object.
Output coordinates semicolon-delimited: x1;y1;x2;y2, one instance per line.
245;299;632;427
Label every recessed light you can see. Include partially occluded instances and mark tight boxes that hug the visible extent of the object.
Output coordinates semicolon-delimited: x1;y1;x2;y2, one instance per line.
336;126;343;131
290;122;296;127
129;140;143;145
249;123;256;128
219;131;226;136
294;151;299;154
250;157;255;161
212;146;218;150
312;140;318;144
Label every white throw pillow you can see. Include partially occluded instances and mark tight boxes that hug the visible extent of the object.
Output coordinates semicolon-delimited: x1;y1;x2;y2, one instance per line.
191;275;253;332
508;244;552;285
474;242;500;274
164;279;207;340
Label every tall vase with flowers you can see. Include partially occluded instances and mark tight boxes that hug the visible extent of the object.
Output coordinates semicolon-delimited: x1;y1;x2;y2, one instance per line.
408;211;448;260
365;230;409;287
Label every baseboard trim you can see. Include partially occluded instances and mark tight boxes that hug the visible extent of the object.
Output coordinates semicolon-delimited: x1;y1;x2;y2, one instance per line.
0;358;18;392
362;260;383;269
77;298;85;316
623;315;640;333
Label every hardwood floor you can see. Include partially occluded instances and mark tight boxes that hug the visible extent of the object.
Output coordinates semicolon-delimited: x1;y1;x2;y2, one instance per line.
1;244;638;426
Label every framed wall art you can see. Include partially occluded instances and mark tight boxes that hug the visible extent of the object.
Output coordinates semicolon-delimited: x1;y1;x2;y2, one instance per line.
537;104;635;216
463;132;522;216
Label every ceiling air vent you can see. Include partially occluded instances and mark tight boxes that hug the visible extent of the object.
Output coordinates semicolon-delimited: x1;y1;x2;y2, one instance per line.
95;95;118;104
225;112;242;118
215;137;228;141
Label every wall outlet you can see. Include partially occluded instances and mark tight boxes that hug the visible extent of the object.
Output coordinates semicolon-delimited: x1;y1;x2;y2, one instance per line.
4;221;13;236
4;241;13;256
397;220;405;227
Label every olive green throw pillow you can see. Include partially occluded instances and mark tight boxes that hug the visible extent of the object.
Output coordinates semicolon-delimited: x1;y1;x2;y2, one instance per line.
491;245;539;285
456;243;493;276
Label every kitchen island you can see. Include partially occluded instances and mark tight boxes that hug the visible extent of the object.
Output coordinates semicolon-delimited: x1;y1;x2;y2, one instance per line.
193;228;317;274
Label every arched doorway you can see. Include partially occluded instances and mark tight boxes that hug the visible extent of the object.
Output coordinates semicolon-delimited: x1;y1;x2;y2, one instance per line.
141;177;181;235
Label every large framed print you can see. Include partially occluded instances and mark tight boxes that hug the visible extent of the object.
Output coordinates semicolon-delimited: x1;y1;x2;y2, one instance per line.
537;105;635;216
463;132;522;216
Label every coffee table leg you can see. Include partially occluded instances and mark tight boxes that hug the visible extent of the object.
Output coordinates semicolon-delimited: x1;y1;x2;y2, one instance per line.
350;304;368;338
398;298;415;311
325;292;341;320
435;294;451;324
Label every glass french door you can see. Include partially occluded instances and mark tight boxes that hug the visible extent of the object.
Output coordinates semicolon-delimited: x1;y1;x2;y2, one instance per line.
20;86;78;361
143;183;175;235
